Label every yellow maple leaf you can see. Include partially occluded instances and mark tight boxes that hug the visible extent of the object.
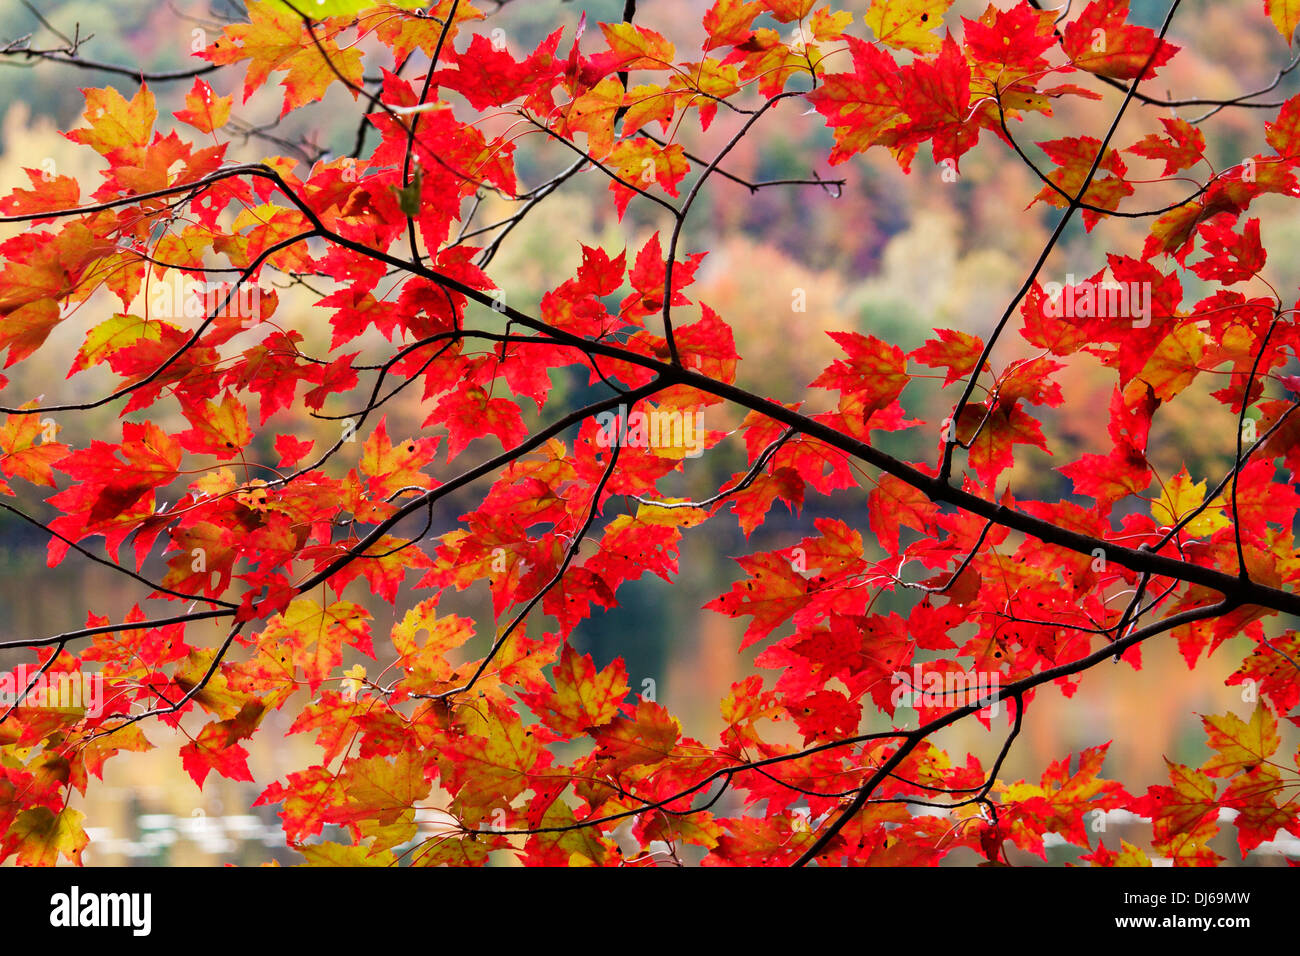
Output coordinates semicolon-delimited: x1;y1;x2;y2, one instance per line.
1137;322;1204;402
341;663;367;701
10;807;88;866
1151;467;1229;537
1267;0;1300;44
562;76;625;161
295;842;397;866
1201;704;1280;777
865;0;954;53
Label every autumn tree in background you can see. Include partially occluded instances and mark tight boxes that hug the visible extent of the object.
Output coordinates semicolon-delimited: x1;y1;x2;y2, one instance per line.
1;0;1300;867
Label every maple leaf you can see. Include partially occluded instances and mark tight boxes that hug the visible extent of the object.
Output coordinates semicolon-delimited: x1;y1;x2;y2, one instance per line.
722;465;805;537
811;331;910;424
173;78;233;134
759;0;818;22
275;434;314;467
790;688;862;744
1200;704;1280;778
8;807;88;866
910;328;985;386
865;0;954;53
705;551;811;649
621;82;677;135
589;22;676;75
0;168;81;223
620;231;707;321
1078;838;1152;866
519;643;630;736
1231;624;1300;708
295;842;397;867
430;384;528;460
1031;136;1134;228
435;33;537;110
962;2;1058;83
1150;466;1229;537
388;598;476;695
256;766;349;843
203;1;364;116
359;417;439;499
1062;0;1179;80
0;300;61;369
1126;117;1205;176
894;34;978;170
171;647;264;721
0;411;66;488
71;313;166;374
65;84;156;159
703;0;762;51
561;75;625;161
439;699;551;828
806;37;907;166
523;799;619;866
606;138;690;218
1223;765;1298;855
1190;216;1266;284
1130;760;1223;865
955;400;1050;486
335;751;432;841
357;2;485;67
592;698;681;775
272;0;425;14
868;472;939;554
1267;0;1300;43
180;718;257;789
177;391;254;460
51;419;182;545
1002;743;1129;851
257;598;373;693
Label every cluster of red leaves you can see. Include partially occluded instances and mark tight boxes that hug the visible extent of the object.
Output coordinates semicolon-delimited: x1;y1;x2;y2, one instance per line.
1;0;1300;867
